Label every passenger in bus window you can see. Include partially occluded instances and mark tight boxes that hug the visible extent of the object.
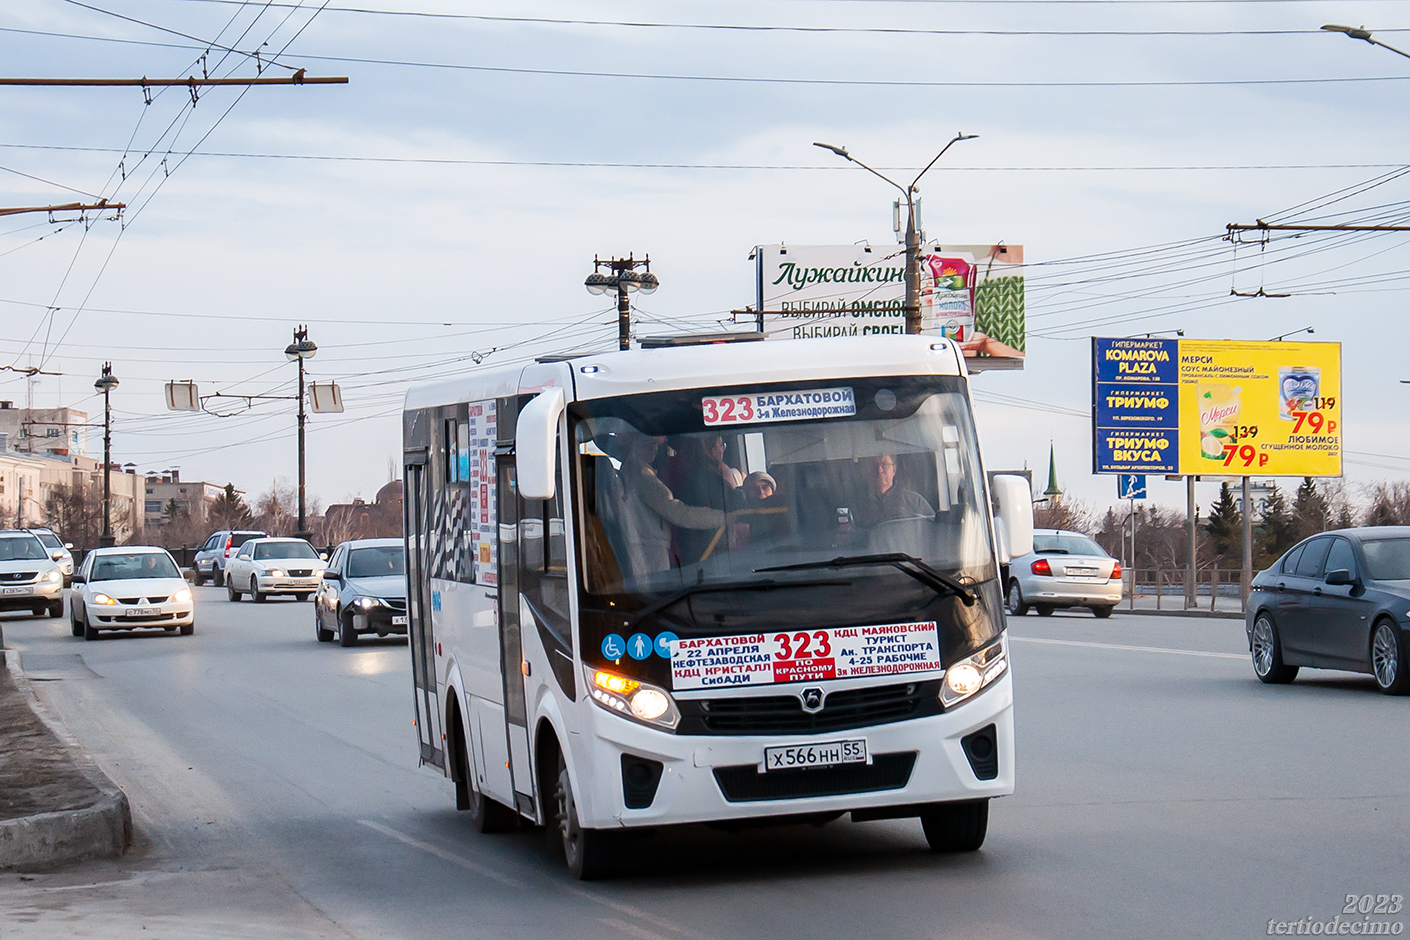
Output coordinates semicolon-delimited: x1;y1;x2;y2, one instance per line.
732;471;788;547
672;434;743;563
617;433;725;577
854;454;934;527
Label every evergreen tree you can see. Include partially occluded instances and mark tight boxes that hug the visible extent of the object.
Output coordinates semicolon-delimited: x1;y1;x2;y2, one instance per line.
209;483;252;529
1205;482;1242;561
1255;484;1296;566
1291;476;1329;541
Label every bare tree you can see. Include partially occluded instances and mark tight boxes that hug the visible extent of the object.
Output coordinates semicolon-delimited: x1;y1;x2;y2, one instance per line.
1361;481;1410;527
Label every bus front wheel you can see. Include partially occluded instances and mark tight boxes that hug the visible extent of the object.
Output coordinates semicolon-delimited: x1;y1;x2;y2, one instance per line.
552;751;618;880
920;799;989;852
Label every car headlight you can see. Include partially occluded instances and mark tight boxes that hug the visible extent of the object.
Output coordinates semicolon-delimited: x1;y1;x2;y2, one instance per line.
264;568;286;579
91;592;118;606
354;596;384;610
174;588;192;602
584;665;680;731
42;569;61;583
940;635;1009;709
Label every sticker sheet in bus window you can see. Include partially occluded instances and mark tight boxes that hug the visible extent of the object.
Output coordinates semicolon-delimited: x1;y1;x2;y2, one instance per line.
467;400;497;586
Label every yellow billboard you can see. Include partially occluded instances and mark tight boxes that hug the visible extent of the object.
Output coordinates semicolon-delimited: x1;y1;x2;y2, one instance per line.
1176;340;1341;476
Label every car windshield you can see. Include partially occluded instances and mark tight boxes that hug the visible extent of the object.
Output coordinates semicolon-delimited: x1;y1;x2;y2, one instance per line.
32;532;62;550
254;542;318;560
1358;538;1410;581
91;553;181;580
0;536;49;561
1033;534;1106;557
569;375;1001;671
348;546;405;578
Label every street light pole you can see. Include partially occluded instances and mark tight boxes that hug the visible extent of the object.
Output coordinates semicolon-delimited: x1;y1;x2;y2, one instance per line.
814;133;978;333
284;326;318;539
585;256;659;350
94;362;119;546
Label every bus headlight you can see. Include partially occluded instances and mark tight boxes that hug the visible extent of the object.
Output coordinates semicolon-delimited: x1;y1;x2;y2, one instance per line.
585;666;680;731
940;635;1008;709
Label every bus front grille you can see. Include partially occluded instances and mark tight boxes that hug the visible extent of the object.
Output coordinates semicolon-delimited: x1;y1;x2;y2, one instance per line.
713;751;916;802
677;681;941;736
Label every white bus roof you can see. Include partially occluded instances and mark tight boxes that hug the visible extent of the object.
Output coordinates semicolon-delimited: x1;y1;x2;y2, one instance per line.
403;335;965;412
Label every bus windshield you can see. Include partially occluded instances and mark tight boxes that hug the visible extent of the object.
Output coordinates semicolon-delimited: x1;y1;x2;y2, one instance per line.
570;376;1001;665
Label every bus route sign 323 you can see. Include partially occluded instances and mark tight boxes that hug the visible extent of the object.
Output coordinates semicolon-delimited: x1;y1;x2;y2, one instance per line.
669;621;941;691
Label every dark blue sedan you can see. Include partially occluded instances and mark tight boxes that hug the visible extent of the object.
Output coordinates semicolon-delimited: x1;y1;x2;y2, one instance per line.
1247;527;1410;694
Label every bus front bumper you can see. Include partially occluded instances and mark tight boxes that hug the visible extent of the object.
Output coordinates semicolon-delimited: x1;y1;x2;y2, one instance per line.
569;672;1015;830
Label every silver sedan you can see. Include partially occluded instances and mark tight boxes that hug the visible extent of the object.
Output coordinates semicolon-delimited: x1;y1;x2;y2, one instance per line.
1006;529;1121;618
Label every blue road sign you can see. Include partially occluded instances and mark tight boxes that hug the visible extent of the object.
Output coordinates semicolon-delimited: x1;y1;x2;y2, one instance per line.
1118;474;1148;500
601;634;626;660
627;633;653;661
654;631;679;658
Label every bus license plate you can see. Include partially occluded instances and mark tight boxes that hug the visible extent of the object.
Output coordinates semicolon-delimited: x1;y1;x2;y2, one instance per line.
392;615;408;626
763;739;867;772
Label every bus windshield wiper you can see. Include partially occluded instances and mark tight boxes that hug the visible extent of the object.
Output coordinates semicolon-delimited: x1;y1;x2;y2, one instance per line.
755;553;976;607
624;578;853;629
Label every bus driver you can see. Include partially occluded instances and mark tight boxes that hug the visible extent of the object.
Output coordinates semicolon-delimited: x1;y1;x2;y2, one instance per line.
614;433;725;577
854;453;934;527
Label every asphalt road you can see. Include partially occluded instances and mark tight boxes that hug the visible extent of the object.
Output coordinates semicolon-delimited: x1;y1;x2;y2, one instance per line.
1;590;1406;940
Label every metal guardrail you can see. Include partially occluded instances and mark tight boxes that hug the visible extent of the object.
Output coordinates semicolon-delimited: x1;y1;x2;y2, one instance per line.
1123;568;1247;613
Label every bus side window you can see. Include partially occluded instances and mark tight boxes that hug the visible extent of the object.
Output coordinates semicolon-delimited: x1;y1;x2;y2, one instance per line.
520;447;575;697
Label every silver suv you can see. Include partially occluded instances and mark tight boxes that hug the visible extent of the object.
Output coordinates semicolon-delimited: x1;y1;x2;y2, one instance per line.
0;530;65;618
192;529;265;586
1006;529;1121;619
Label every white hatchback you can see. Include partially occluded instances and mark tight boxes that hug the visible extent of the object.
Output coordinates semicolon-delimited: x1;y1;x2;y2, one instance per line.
71;547;194;640
225;537;326;602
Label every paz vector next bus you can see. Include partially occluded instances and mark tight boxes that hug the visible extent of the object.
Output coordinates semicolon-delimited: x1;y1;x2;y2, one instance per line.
401;334;1034;879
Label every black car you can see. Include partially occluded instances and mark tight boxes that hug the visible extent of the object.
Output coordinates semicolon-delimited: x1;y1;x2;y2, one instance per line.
1247;527;1410;694
314;538;407;647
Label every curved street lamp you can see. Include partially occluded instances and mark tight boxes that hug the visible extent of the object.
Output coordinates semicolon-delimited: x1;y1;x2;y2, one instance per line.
94;362;119;546
1322;24;1410;60
814;133;979;333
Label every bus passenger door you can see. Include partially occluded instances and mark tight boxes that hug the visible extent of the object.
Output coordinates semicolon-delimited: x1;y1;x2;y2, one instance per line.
497;453;536;813
404;457;443;769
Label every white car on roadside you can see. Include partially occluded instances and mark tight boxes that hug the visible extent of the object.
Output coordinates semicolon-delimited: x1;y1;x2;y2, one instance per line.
225;537;326;602
70;546;194;640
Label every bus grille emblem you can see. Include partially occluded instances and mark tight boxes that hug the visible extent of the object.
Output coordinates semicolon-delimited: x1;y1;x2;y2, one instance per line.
800;687;825;713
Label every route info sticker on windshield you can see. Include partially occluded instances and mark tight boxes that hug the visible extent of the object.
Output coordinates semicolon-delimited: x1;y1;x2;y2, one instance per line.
701;387;855;426
668;622;941;690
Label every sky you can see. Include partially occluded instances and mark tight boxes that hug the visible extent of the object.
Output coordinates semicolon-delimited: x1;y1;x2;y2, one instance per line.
2;0;1410;521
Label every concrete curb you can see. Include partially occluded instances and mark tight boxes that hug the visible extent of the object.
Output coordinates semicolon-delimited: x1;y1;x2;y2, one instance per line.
0;650;132;871
1115;607;1246;621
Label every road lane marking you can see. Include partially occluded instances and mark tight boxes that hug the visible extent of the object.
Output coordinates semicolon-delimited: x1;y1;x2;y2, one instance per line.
1009;635;1247;660
357;819;529;889
358;819;722;940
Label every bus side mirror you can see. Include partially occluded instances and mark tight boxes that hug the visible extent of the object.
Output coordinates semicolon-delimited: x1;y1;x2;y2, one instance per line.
992;474;1034;564
516;387;565;500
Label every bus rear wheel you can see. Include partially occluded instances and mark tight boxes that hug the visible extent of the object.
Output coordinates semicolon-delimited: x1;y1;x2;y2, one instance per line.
552;751;617;880
920;799;989;852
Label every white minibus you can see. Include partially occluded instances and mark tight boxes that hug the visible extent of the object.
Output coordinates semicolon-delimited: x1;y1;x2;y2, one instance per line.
402;334;1033;878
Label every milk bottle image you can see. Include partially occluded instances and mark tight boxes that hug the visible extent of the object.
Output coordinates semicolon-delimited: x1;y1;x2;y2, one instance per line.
1197;383;1241;460
1278;366;1320;420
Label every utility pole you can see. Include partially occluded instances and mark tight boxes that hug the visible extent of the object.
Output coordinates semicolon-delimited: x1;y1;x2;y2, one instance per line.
584;256;659;350
1241;477;1254;611
94;363;119;546
814;133;978;333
